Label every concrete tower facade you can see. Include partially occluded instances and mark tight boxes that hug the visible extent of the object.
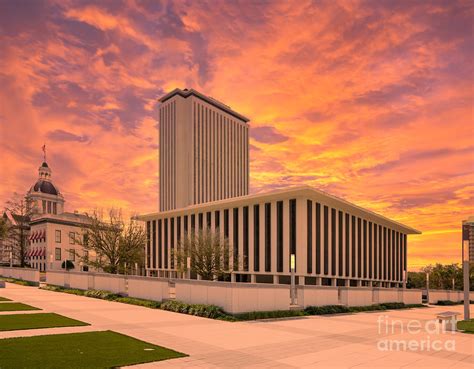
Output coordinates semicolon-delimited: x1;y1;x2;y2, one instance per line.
159;88;250;211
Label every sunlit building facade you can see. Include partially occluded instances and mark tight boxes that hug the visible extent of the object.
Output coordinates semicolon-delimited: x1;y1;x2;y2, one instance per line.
0;160;92;271
140;89;420;287
159;88;249;211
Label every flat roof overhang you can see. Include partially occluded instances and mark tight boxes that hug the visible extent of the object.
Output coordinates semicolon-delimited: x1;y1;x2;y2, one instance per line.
159;88;250;123
137;185;421;235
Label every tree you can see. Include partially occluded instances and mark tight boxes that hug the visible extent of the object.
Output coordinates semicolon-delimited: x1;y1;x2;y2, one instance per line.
406;271;426;289
174;228;230;281
0;218;8;240
74;209;145;274
3;193;34;267
420;263;464;290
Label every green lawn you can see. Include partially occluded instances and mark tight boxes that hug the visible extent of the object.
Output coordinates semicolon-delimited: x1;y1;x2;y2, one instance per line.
457;319;474;334
0;313;89;331
0;296;12;301
0;302;40;312
0;330;186;368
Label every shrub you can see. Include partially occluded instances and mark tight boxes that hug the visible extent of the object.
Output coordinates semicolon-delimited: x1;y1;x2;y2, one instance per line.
114;297;161;309
83;289;119;300
380;302;405;310
305;305;350;315
406;304;426;308
436;300;459;306
349;304;386;312
233;310;306;321
0;277;38;286
160;300;226;319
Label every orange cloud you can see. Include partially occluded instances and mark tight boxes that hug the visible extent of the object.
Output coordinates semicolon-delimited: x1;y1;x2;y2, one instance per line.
0;0;472;270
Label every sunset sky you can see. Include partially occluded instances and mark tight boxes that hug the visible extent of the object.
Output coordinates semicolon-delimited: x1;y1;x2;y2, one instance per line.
0;0;472;270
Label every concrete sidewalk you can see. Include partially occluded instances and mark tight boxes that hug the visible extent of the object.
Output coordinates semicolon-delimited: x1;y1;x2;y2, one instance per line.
0;283;472;369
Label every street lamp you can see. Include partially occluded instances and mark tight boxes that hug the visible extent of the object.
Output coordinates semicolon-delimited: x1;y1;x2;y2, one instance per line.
9;251;12;268
426;272;430;304
462;224;470;321
290;254;296;306
186;257;191;279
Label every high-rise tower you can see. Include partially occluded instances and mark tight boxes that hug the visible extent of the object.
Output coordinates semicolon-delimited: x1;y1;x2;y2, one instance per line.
158;88;250;211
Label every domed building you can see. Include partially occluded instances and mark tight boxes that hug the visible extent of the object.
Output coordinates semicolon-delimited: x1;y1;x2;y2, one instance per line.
26;161;65;216
1;157;92;272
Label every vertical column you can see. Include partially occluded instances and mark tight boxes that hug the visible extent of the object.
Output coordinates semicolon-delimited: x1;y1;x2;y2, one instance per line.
316;203;322;275
159;108;162;211
225;119;229;199
249;205;254;275
307;200;313;274
345;213;350;278
230;121;234;198
338;211;343;278
271;201;277;274
248;205;255;272
323;205;329;276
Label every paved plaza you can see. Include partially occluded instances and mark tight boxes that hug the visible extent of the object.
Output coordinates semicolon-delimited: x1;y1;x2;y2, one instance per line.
1;283;473;369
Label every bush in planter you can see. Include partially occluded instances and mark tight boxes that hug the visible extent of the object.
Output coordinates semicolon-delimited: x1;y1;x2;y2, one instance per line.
436;300;459;306
83;289;119;300
379;302;405;310
233;310;306;321
160;300;226;319
61;260;75;271
114;297;161;309
305;305;350;315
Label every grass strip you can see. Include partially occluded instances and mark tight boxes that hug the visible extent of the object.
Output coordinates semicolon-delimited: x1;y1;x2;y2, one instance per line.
457;319;474;334
0;302;40;312
0;312;89;331
0;330;186;368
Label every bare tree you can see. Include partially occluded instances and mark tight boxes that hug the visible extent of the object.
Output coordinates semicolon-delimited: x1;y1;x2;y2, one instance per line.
4;193;34;267
0;217;8;240
74;209;145;274
174;228;230;280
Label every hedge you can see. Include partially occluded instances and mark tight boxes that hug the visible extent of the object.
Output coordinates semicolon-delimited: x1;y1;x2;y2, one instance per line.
0;277;38;287
160;300;226;319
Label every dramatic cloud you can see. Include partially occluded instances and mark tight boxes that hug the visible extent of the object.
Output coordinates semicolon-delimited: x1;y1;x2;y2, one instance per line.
0;0;472;269
47;130;90;143
251;126;289;144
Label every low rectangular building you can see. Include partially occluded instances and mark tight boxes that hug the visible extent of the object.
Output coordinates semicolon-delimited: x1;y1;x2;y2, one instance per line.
138;186;420;287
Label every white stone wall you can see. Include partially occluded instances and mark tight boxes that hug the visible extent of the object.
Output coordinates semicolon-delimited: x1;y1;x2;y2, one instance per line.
40;271;431;313
298;286;339;307
0;267;40;283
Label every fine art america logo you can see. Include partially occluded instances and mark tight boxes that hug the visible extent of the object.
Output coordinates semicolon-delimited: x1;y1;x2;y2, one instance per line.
377;315;456;352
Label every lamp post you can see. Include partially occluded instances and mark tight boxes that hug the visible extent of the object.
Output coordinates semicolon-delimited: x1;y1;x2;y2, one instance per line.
290;254;296;306
462;224;470;321
426;272;430;304
9;251;12;268
186;257;191;280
